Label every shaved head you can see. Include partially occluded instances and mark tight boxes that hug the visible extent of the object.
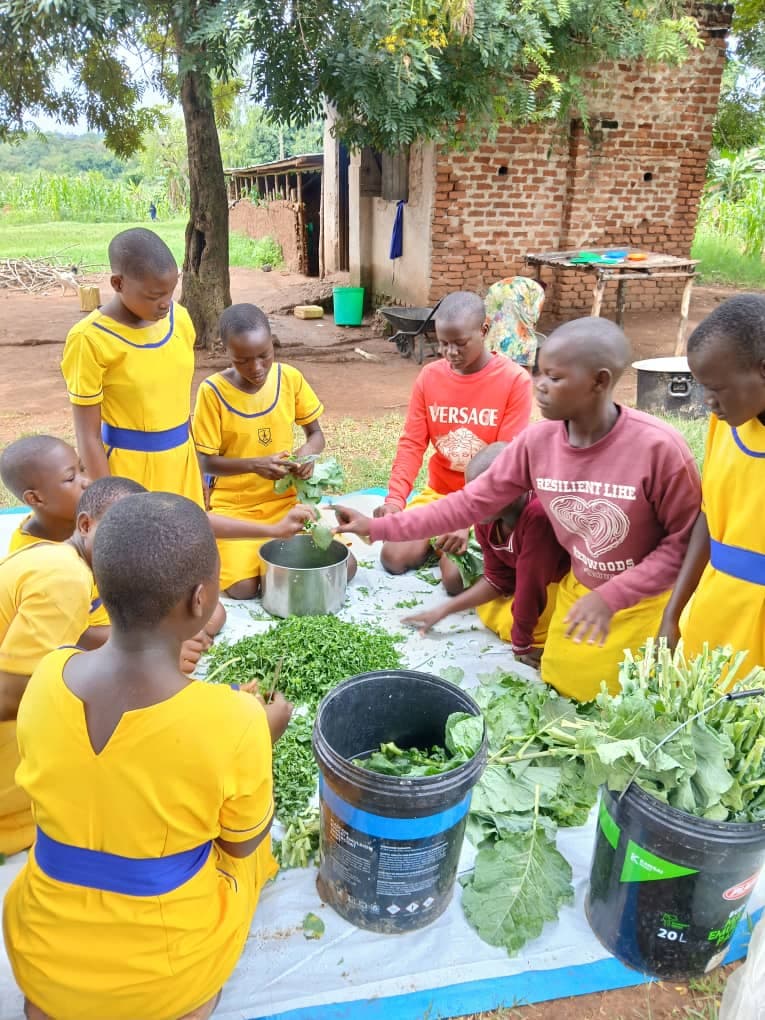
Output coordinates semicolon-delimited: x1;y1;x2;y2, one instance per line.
466;442;508;482
108;228;177;279
435;291;487;332
544;317;631;382
0;435;75;499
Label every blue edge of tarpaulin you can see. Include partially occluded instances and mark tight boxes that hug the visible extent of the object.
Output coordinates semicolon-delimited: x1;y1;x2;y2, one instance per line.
1;496;759;1019
255;909;762;1020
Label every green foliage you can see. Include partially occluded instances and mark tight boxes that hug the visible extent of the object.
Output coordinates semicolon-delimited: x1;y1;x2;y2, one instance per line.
354;711;483;775
274;457;344;504
697;148;765;258
712;62;765;154
691;232;765;290
0;171;165;223
461;817;574;955
578;639;765;822
0;133;132;177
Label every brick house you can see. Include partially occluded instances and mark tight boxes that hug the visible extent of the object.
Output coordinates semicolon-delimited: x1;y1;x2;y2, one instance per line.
321;3;730;317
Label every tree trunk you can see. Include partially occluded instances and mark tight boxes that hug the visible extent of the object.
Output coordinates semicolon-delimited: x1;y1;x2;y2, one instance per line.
178;65;231;349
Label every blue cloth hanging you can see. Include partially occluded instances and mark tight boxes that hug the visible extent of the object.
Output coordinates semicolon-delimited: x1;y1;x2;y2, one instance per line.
389;200;405;259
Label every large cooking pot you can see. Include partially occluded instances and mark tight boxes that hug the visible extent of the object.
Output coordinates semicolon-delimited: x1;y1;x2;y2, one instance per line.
259;534;349;617
632;357;708;419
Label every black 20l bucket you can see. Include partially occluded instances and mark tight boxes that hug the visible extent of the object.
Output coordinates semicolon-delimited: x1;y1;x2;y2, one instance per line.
312;670;487;933
586;784;765;977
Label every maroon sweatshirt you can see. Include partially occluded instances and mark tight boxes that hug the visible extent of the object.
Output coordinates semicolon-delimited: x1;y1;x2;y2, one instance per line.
477;496;569;654
369;407;701;614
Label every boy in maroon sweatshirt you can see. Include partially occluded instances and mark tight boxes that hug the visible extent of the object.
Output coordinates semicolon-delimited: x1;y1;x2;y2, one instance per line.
402;442;569;666
336;317;702;701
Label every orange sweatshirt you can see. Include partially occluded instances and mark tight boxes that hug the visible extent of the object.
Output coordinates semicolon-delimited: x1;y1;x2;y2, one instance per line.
385;353;533;509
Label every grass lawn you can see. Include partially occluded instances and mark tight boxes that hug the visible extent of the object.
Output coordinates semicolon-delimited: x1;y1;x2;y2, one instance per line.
692;232;765;289
0;218;276;271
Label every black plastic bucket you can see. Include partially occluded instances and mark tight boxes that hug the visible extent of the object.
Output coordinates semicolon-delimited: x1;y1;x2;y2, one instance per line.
586;784;765;977
633;357;708;419
312;670;487;933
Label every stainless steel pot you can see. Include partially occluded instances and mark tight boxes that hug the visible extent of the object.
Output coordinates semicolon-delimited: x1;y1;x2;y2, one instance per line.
259;534;349;617
633;356;708;419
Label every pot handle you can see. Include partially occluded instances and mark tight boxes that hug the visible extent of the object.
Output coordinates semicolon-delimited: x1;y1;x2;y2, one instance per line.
668;376;691;398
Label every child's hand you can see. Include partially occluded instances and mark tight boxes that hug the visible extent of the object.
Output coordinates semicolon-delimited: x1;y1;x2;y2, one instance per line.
333;506;373;539
402;607;446;635
373;502;401;518
564;591;613;646
264;691;294;743
433;529;469;555
657;613;680;649
180;634;207;674
292;459;316;480
516;648;543;669
274;504;319;538
251;453;296;480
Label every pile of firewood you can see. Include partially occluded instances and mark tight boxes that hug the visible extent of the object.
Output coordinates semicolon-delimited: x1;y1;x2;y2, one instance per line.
0;254;92;294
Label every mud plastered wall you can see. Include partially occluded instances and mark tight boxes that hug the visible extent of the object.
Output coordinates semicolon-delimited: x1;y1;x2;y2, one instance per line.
229;200;303;273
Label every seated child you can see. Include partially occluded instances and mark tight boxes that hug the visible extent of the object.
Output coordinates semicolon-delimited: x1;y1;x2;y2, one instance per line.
193;302;355;599
0;475;143;857
376;290;532;594
3;492;293;1020
335;317;702;701
660;294;765;676
402;443;569;667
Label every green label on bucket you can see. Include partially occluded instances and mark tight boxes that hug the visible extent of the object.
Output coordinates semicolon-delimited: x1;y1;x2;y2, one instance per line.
619;840;699;884
598;798;621;850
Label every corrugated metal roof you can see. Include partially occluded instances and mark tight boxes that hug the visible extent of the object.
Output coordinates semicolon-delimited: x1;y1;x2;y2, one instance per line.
224;153;323;176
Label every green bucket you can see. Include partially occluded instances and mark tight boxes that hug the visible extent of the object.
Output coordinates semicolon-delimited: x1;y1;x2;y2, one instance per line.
333;286;365;327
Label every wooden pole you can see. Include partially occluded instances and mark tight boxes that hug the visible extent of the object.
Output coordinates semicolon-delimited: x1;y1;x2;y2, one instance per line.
591;274;607;317
674;274;696;356
616;277;627;328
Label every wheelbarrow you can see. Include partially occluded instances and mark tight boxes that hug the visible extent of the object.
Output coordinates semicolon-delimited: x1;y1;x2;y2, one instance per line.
379;301;443;364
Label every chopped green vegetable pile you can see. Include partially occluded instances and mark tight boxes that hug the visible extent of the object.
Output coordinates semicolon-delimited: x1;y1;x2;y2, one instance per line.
353;712;484;777
205;615;404;711
205;615;405;868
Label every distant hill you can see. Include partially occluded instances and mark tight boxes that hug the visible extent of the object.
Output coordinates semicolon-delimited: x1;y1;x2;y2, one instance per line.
0;133;135;178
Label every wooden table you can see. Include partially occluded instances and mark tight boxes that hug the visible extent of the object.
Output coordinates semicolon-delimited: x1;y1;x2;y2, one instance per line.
525;248;699;354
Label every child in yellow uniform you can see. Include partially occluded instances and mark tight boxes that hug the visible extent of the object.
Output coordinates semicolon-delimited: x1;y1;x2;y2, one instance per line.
0;435;111;645
3;492;293;1020
193;303;327;598
661;294;765;676
0;475;143;857
61;227;204;505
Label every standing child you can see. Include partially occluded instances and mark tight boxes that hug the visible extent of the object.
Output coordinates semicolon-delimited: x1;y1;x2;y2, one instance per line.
660;294;765;675
61;227;204;505
335;318;701;701
0;475;144;857
402;443;569;666
3;493;292;1020
193;302;339;598
376;290;533;593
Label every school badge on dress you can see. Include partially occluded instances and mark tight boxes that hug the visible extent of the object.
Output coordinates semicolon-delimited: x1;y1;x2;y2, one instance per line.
258;428;272;446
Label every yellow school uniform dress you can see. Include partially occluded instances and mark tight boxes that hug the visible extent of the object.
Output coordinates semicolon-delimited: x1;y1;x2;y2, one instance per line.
61;302;204;506
3;648;277;1020
682;416;765;678
193;364;324;589
8;519;109;628
0;544;91;857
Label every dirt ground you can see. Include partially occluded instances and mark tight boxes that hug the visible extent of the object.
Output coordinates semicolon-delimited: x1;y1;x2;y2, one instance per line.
0;266;738;446
0;268;742;1018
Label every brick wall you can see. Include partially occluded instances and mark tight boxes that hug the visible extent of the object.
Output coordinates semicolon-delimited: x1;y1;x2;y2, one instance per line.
229;199;305;273
427;5;730;317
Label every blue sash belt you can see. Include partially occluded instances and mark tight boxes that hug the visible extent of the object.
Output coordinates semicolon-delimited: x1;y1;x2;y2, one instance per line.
35;828;212;897
101;420;190;454
710;539;765;586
